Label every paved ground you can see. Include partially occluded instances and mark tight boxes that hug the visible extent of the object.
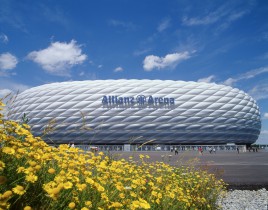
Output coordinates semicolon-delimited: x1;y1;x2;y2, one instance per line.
109;150;268;189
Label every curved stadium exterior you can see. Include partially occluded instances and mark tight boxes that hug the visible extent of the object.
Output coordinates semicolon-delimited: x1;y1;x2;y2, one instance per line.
9;80;261;145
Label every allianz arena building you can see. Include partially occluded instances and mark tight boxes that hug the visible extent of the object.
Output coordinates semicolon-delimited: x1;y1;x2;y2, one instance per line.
9;80;261;146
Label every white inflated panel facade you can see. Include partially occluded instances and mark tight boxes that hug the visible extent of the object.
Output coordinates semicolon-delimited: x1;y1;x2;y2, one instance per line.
9;80;261;145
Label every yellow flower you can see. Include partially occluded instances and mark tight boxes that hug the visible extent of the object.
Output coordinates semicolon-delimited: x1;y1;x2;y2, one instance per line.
24;206;32;210
119;193;125;199
59;170;65;175
86;178;94;185
22;124;30;129
151;191;157;197
130;192;137;198
1;190;13;199
84;171;92;176
0;161;5;171
109;202;123;208
131;184;137;189
28;161;37;167
25;173;38;183
131;199;150;210
99;161;107;169
17;148;25;154
61;163;68;168
24;167;34;174
115;182;124;191
138;198;150;209
169;192;175;198
35;165;42;170
2;147;15;155
0;176;7;184
101;193;109;202
48;168;56;174
54;176;65;184
81;208;89;210
12;185;26;195
148;181;154;186
131;200;140;209
63;181;73;189
68;202;76;209
85;201;92;207
17;166;25;173
76;183;87;191
156;177;162;183
51;187;61;195
165;185;171;191
0;101;5;106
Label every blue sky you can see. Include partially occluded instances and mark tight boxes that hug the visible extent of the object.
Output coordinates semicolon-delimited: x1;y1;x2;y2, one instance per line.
0;0;268;143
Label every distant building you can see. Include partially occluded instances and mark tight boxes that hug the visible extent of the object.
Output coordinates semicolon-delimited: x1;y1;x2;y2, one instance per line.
9;80;261;146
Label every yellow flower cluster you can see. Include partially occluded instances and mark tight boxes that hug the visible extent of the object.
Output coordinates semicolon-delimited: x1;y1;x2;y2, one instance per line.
0;100;225;209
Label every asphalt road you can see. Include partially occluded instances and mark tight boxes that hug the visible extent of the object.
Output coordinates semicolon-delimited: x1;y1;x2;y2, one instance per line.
108;150;268;189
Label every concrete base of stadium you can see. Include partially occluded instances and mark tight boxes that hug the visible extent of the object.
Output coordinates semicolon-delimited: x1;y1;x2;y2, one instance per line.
75;144;249;152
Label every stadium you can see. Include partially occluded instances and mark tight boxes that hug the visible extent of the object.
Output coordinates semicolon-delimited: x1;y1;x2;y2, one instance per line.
8;80;261;150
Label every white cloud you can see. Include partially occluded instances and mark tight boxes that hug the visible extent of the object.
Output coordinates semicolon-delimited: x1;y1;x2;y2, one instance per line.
143;52;191;71
223;78;237;86
27;40;87;76
263;32;268;41
224;67;268;100
256;130;268;144
41;4;69;27
228;10;247;21
84;72;97;80
182;3;250;28
0;53;18;75
0;1;27;32
0;89;12;99
78;72;97;79
0;33;8;43
197;75;215;83
182;5;228;26
88;60;102;69
260;52;268;60
223;67;268;86
133;49;151;56
157;18;171;32
0;79;30;117
241;67;268;79
264;113;268;119
0;89;12;117
182;14;219;26
108;19;136;30
0;79;30;94
248;83;268;101
114;66;124;72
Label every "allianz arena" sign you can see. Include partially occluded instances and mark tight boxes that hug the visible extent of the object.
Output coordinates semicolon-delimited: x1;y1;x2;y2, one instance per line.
102;95;175;107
